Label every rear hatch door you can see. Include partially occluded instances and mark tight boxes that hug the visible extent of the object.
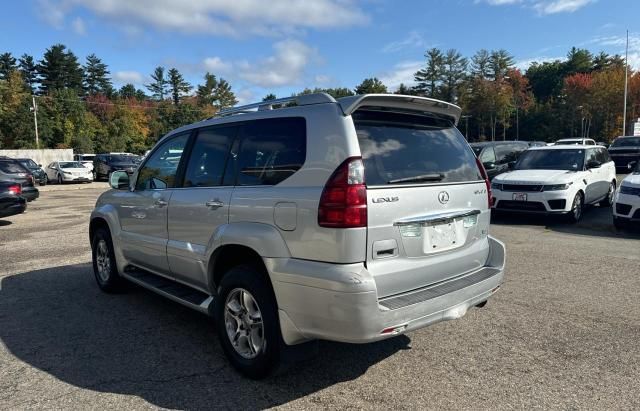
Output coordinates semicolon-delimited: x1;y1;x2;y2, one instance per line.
352;108;490;298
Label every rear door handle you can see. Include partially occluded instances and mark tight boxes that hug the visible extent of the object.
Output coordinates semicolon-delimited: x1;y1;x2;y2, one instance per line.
155;199;168;208
205;200;224;209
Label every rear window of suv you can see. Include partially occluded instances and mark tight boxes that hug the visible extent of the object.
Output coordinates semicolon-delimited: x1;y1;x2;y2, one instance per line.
353;110;481;186
0;160;27;174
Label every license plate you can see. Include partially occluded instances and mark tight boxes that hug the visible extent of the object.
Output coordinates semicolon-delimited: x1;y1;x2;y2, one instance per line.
424;222;460;253
513;193;527;201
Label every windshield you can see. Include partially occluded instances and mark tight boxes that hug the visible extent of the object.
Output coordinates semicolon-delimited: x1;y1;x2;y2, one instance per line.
19;159;38;168
0;160;27;174
79;155;95;161
354;110;481;185
611;137;640;147
515;149;585;171
108;155;139;163
471;146;483;156
59;161;85;169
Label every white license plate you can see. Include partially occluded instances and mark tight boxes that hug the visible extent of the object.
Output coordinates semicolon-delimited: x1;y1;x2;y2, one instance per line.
512;193;527;201
424;222;460;253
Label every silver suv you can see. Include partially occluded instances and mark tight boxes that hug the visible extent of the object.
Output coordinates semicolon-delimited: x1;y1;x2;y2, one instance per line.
90;93;506;378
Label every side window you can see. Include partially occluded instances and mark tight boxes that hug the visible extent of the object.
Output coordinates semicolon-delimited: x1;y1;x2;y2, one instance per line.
479;147;496;164
585;149;598;167
596;148;609;164
183;126;236;188
494;144;511;164
136;133;189;191
236;117;306;186
601;148;611;163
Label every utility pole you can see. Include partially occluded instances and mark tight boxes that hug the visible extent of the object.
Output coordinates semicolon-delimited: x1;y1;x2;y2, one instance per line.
623;30;629;136
31;96;39;148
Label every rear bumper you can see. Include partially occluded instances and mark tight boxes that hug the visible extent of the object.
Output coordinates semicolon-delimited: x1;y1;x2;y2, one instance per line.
22;188;39;201
0;198;27;218
266;236;506;345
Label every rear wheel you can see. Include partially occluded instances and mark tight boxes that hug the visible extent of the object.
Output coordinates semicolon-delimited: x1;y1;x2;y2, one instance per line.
566;192;583;223
599;181;615;207
91;227;125;293
215;265;281;379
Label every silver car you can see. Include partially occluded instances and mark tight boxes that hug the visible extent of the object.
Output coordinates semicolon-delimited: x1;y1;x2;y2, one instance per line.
90;93;506;378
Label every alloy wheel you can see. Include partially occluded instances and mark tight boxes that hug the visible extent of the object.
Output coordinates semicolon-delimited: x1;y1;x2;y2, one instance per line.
224;288;265;359
95;239;111;282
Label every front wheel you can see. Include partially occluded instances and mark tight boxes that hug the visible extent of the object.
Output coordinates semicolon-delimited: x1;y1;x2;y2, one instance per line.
215;265;281;379
599;181;615;207
566;192;584;223
91;227;125;293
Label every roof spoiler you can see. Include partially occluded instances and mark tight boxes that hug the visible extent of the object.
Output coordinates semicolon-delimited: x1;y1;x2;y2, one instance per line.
338;94;462;126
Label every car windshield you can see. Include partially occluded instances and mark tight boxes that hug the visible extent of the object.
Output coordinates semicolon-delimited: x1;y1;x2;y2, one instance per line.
471;146;484;156
0;160;27;174
19;159;38;168
59;161;85;169
108;155;139;163
79;155;95;161
515;149;585;171
611;137;640;147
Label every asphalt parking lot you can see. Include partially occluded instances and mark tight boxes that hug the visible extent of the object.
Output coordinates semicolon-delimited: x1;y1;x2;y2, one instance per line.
1;184;639;409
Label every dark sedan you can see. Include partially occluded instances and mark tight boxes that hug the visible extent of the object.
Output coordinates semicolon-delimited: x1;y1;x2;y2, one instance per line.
16;158;47;185
0;181;27;218
608;136;640;172
0;158;39;201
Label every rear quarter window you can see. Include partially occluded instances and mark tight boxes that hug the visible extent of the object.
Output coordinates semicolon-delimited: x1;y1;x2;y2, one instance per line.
353;110;481;185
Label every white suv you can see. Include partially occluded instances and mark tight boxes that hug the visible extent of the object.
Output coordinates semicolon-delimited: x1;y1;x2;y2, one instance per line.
492;145;616;222
89;93;506;378
613;161;640;228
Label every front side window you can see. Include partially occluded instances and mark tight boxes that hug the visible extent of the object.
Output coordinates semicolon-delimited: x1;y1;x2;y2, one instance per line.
236;118;306;186
479;147;496;164
183;126;236;187
136;133;189;190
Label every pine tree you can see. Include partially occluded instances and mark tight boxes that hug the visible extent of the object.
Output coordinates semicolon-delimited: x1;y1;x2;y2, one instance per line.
196;72;217;106
37;44;84;94
414;48;444;97
145;66;169;100
489;49;514;81
214;79;237;108
354;77;387;94
84;54;112;95
0;52;17;80
395;83;413;95
262;93;277;101
440;49;468;103
167;68;192;105
471;49;491;79
18;54;37;93
119;83;136;98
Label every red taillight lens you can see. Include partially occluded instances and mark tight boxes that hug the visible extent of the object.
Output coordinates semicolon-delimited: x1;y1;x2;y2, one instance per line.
318;157;367;228
475;157;492;208
8;184;22;196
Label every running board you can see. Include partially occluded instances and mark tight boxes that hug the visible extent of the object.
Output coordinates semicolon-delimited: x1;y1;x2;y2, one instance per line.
122;267;213;315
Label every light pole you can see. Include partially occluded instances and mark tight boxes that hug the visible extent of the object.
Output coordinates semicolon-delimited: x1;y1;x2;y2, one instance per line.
30;96;39;148
623;29;629;136
461;115;471;140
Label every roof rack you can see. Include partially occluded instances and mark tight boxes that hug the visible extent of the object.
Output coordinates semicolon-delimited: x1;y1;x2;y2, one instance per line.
214;92;336;118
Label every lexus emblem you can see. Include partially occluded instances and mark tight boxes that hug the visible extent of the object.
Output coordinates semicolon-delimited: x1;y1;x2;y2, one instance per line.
438;191;450;204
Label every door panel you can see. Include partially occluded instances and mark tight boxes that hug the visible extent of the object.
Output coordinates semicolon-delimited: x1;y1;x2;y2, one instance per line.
167;125;237;289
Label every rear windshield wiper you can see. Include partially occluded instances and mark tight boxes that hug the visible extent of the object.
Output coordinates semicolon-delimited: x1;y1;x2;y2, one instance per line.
388;173;444;184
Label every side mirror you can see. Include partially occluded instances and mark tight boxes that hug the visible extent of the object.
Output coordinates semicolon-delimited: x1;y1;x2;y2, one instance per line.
629;161;637;170
38;164;42;168
483;162;496;170
586;160;601;169
110;171;130;190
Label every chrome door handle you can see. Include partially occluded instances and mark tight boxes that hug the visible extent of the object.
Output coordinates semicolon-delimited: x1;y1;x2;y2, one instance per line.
155;199;168;207
205;200;224;209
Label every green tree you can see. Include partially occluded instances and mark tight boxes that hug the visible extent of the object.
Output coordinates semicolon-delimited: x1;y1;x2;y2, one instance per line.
214;78;237;108
18;54;37;93
489;49;514;81
471;49;491;79
354;77;387;94
0;71;35;148
167;68;192;105
0;52;17;80
414;48;444;97
262;93;277;101
323;87;355;98
564;47;593;76
145;66;169;100
196;72;217;106
440;49;468;102
119;83;137;99
37;44;84;94
83;54;112;95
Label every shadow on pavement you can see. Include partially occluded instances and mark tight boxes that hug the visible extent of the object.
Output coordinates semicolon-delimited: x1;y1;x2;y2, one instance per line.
0;263;409;409
0;220;12;227
491;205;640;240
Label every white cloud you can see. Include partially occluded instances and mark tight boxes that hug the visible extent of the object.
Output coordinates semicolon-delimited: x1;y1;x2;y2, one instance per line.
203;57;232;74
314;74;332;85
37;0;66;29
235;88;255;105
113;70;144;85
382;30;427;53
590;33;640;70
71;17;86;35
378;60;423;90
476;0;595;14
42;0;368;37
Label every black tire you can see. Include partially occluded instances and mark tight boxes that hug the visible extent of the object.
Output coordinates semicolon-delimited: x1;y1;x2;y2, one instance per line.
566;192;584;223
215;265;281;379
57;174;63;185
91;227;125;293
599;181;615;207
41;176;47;186
613;216;624;230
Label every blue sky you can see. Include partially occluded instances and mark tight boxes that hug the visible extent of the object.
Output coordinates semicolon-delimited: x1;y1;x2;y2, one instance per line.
2;0;640;103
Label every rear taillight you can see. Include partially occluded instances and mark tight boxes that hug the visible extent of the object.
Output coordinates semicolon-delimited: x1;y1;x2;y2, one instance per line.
8;184;22;196
475;157;493;208
318;157;367;228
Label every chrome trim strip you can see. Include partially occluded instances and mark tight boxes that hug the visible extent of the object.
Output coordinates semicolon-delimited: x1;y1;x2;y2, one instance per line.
393;209;481;227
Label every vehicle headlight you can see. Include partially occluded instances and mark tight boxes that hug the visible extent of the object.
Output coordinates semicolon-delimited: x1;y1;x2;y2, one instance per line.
620;184;640;195
543;183;572;191
491;182;503;190
63;171;72;175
